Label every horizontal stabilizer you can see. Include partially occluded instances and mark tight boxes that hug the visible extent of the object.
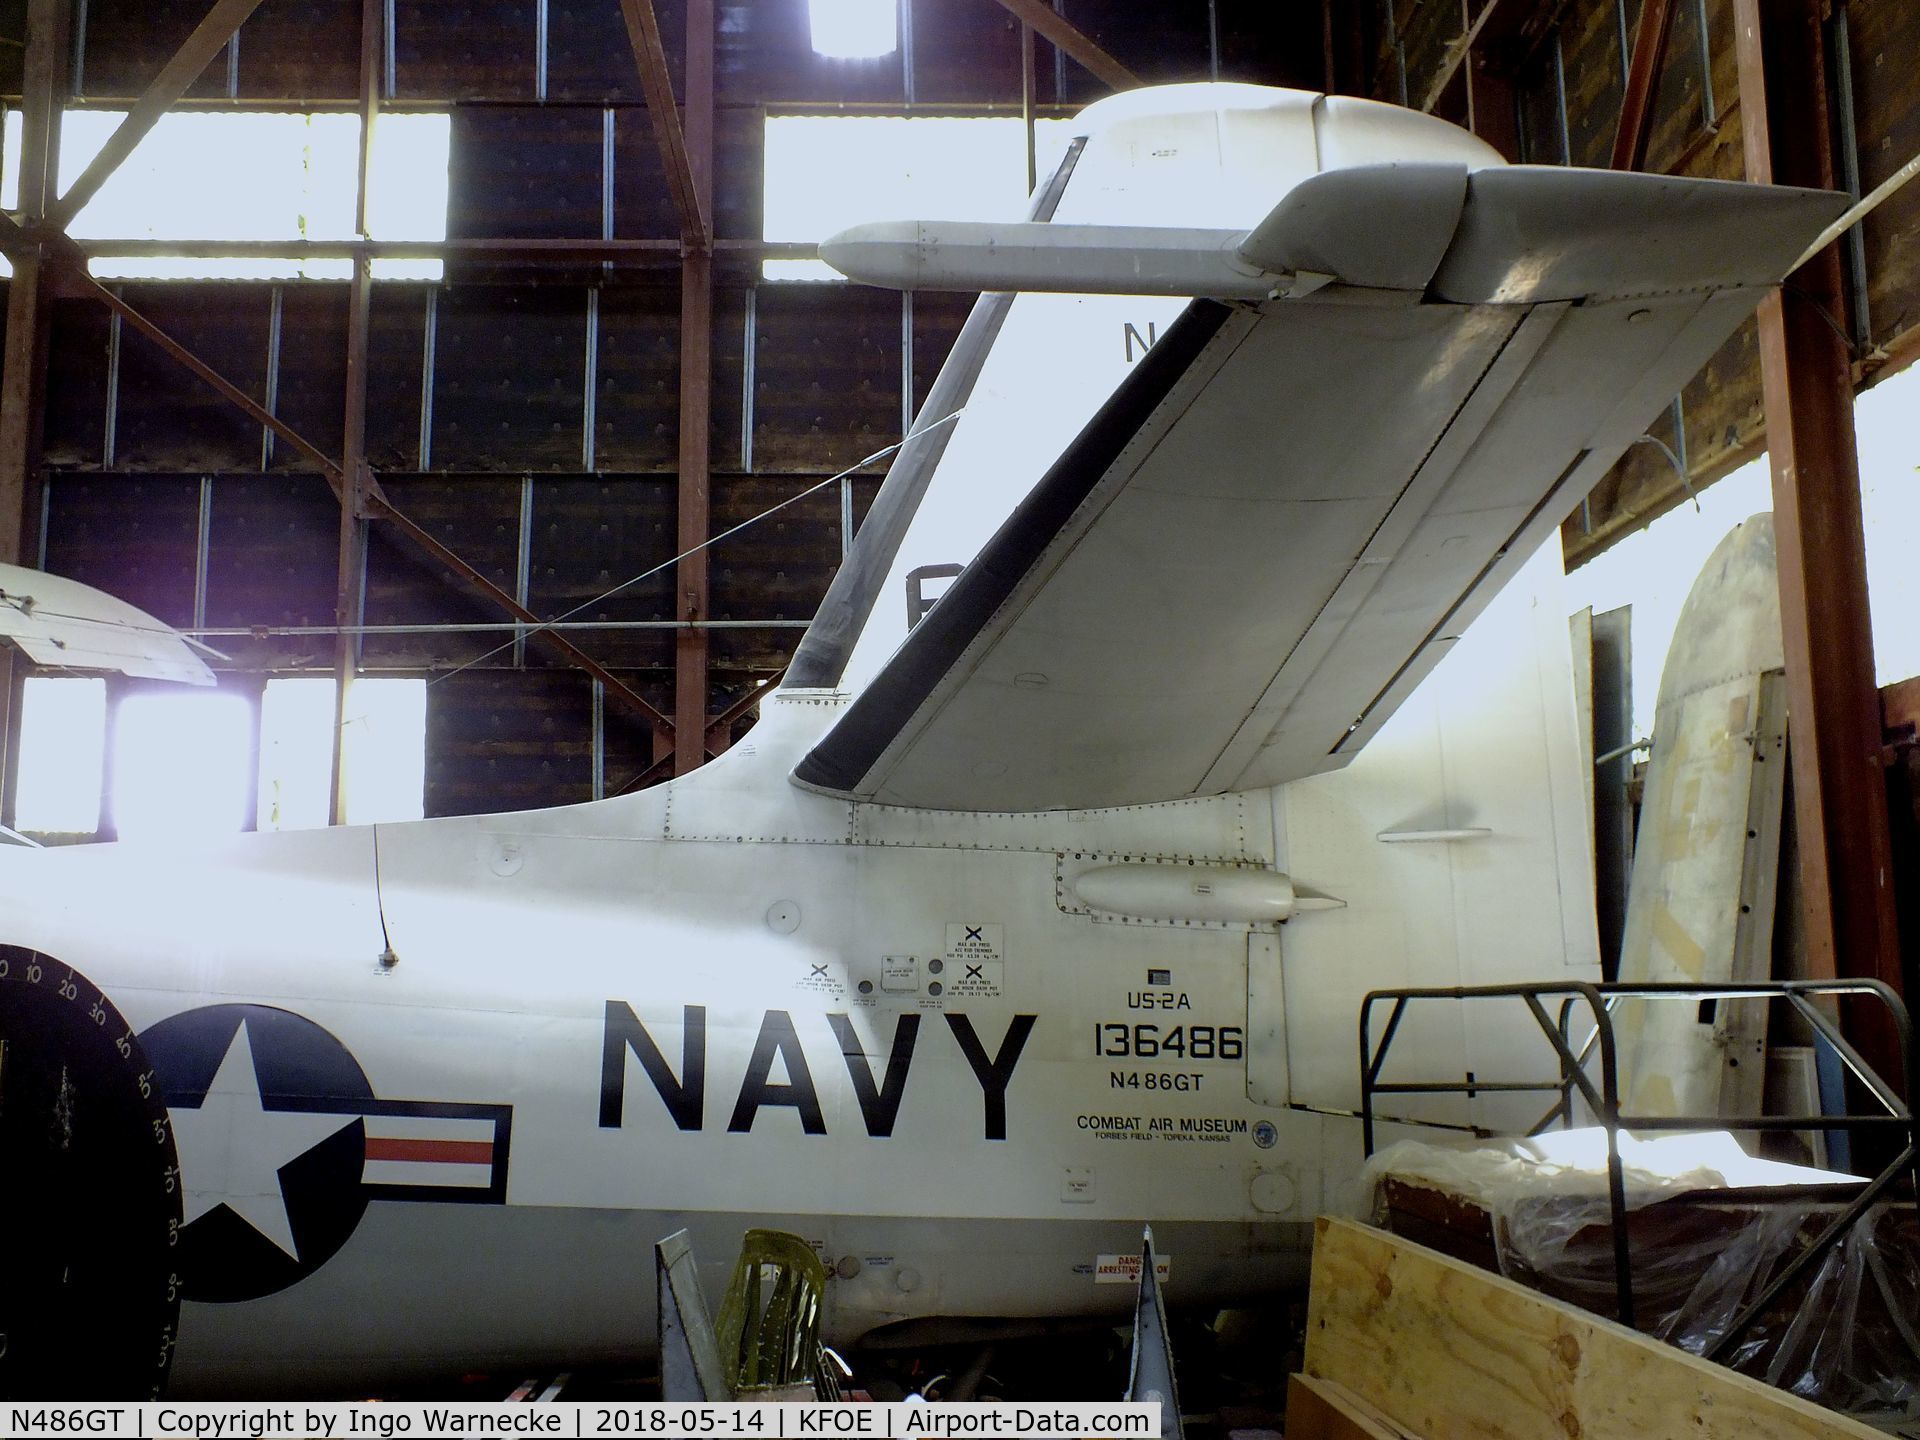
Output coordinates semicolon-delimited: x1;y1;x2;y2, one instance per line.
0;563;215;685
795;170;1844;813
820;165;1841;304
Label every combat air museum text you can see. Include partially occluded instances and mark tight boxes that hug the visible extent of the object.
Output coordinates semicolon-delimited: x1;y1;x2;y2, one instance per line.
5;1404;1158;1440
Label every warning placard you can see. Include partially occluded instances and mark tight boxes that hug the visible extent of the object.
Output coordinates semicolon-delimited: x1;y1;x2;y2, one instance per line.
1094;1253;1173;1285
945;922;1004;997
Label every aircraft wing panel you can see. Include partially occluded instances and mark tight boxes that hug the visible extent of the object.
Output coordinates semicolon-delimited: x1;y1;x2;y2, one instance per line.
0;562;215;685
794;171;1842;813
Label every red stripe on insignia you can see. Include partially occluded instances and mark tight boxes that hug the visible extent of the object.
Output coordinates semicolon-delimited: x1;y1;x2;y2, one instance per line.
365;1138;494;1164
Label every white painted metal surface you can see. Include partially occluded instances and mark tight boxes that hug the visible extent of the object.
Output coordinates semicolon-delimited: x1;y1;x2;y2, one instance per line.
0;561;215;684
0;83;1834;1397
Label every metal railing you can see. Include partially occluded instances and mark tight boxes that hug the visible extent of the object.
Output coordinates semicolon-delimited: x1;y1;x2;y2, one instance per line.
1358;979;1918;1358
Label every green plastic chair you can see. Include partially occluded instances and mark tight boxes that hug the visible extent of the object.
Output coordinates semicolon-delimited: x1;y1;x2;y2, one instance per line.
713;1228;836;1398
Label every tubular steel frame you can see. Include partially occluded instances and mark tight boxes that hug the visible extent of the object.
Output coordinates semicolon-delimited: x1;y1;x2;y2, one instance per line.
1358;978;1919;1359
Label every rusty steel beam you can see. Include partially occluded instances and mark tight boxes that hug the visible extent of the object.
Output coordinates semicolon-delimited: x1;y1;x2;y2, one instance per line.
706;666;788;750
39;238;816;263
329;0;381;826
46;0;272;231
364;490;676;738
329;255;374;825
25;242;349;487
1611;0;1677;170
1734;0;1904;1080
618;0;710;248
1466;50;1522;160
0;219;678;746
673;0;716;775
0;0;69;568
989;0;1139;93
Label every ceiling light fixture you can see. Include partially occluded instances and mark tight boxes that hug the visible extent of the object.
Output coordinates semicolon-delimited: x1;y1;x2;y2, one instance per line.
808;0;898;59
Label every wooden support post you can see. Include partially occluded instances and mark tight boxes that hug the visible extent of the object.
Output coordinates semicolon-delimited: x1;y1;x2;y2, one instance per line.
673;0;714;776
1735;0;1904;1079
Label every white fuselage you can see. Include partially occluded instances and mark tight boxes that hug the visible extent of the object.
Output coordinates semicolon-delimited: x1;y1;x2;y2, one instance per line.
0;84;1600;1396
0;541;1596;1393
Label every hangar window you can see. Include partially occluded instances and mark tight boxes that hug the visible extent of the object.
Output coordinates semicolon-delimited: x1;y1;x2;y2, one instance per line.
13;677;107;835
0;110;450;282
111;689;254;841
762;115;1074;281
258;677;426;831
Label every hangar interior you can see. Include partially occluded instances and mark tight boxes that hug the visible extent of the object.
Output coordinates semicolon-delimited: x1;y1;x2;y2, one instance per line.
4;0;1920;1428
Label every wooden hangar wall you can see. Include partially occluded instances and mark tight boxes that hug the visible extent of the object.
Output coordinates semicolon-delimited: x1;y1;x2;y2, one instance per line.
0;0;1312;825
1341;0;1920;569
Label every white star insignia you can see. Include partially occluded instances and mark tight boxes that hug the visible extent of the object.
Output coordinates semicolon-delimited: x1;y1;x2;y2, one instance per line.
167;1019;358;1260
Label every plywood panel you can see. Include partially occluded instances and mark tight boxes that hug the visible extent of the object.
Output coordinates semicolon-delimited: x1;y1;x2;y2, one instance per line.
595;285;680;472
1286;1375;1422;1440
79;0;229;99
424;666;593;815
41;475;199;627
113;285;270;473
235;0;360;100
525;473;675;671
43;298;111;471
363;474;522;667
1850;0;1920;348
202;473;337;630
429;286;588;471
393;0;538;101
270;285;349;473
751;284;900;473
1304;1217;1880;1440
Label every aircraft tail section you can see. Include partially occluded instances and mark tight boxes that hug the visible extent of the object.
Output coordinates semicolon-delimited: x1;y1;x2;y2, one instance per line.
786;83;1841;815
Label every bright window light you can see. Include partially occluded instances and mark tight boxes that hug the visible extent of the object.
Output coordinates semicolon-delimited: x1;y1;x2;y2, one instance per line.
808;0;898;58
110;690;253;842
0;110;450;282
1563;364;1920;737
258;676;426;830
763;115;1075;280
14;677;106;834
342;677;427;824
258;677;337;832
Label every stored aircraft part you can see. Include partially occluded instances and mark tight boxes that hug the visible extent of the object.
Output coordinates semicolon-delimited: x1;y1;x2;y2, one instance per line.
1070;863;1298;925
794;164;1841;812
715;1228;832;1397
0;561;215;685
1126;1228;1183;1440
1613;516;1788;1121
657;1229;735;1401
